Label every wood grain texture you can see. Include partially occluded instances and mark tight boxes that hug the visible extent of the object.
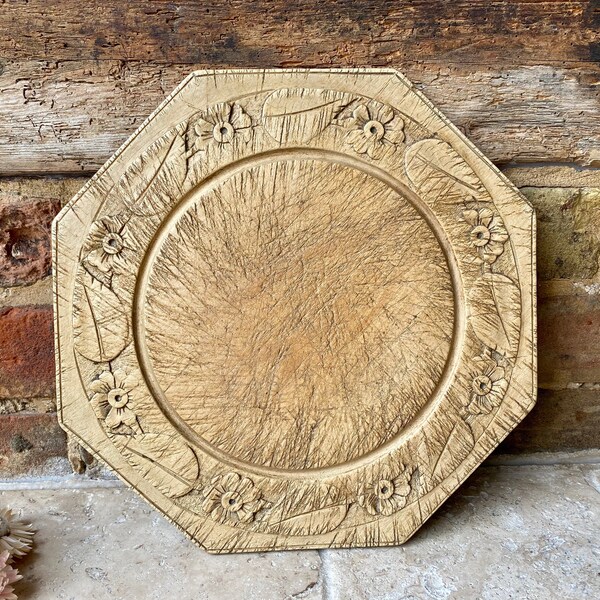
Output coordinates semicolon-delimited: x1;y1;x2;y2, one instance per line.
145;158;454;470
1;0;598;173
2;1;597;65
53;69;536;552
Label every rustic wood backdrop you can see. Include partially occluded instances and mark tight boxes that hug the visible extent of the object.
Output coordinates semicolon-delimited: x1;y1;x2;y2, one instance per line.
0;0;598;475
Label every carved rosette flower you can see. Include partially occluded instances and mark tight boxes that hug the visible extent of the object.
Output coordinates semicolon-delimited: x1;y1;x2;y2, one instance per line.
358;465;413;516
90;369;140;433
202;473;265;524
85;215;130;276
463;207;508;264
343;103;404;159
467;355;508;416
194;102;252;146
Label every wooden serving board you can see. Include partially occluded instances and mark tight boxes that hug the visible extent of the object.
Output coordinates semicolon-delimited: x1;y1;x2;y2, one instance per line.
53;69;536;553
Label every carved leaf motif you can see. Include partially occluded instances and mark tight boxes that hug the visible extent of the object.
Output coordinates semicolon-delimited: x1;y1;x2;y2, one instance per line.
469;273;521;358
262;88;351;144
417;418;475;486
431;419;475;480
271;505;348;537
265;485;348;537
117;131;188;217
117;433;199;498
404;139;486;204
73;271;129;362
82;259;112;288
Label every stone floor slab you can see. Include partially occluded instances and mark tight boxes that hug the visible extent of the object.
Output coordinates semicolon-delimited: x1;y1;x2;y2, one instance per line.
321;465;600;600
0;485;321;600
0;464;597;599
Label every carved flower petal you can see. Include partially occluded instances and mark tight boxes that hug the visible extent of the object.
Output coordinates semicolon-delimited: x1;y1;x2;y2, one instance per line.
244;484;263;503
494;378;509;396
106;216;126;234
384;117;405;144
359;493;379;516
345;129;364;144
86;248;112;272
490;230;509;243
478;249;495;264
194;118;214;142
479;395;496;413
206;102;232;125
472;355;488;368
374;104;395;125
479;208;494;227
352;105;370;125
378;498;396;516
378;465;397;482
201;495;220;514
462;209;479;226
392;493;408;511
379;140;398;159
99;370;116;388
87;219;108;241
112;369;128;389
244;498;265;513
486;240;506;256
221;472;242;490
210;506;228;524
335;115;357;129
119;407;139;428
121;372;139;393
86;219;113;250
489;366;505;383
346;130;372;155
234;477;254;497
230;104;251;130
105;407;122;429
478;248;494;263
90;393;108;414
392;480;411;498
366;140;387;160
473;356;498;379
235;508;254;523
467;397;484;415
89;376;111;394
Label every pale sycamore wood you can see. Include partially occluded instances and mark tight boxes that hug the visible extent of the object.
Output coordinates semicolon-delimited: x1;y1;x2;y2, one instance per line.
53;69;536;553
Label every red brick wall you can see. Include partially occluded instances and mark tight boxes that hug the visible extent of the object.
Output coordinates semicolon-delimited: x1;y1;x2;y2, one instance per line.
0;193;68;476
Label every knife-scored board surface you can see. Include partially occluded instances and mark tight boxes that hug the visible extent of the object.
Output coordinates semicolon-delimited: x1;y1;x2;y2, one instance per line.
53;69;536;553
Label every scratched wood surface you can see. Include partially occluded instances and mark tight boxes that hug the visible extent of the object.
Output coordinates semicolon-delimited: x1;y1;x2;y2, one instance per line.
1;0;599;174
53;69;536;552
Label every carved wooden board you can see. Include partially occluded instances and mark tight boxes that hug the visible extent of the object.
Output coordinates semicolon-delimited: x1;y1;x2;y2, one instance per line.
53;69;536;553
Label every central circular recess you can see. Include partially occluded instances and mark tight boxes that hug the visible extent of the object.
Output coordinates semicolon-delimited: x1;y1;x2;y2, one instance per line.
142;158;455;470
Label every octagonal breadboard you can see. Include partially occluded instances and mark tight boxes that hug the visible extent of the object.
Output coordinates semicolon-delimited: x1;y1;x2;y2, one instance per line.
53;69;536;553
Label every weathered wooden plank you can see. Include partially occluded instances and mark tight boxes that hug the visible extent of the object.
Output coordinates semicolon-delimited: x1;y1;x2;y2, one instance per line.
0;60;598;174
504;165;600;188
2;1;598;66
0;1;598;174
